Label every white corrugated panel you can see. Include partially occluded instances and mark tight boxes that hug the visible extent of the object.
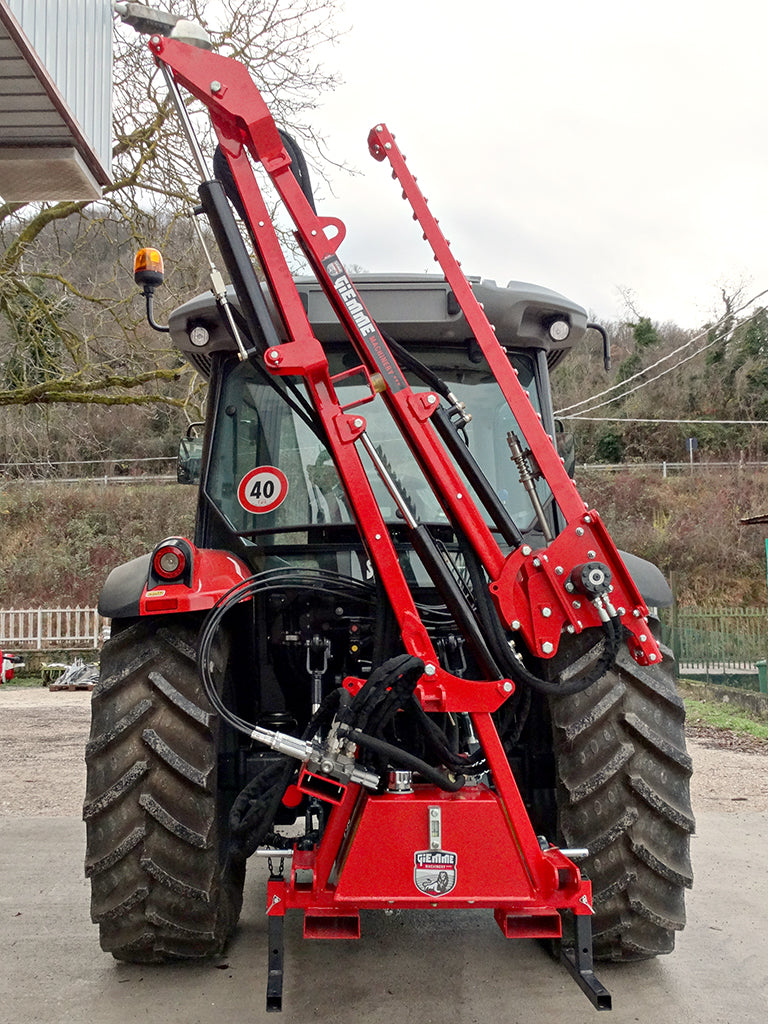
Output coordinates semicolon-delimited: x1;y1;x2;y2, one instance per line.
6;0;112;173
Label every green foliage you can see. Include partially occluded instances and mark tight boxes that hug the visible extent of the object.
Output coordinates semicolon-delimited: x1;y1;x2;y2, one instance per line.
631;316;660;349
739;310;768;359
684;697;768;741
552;298;768;464
1;279;69;387
616;351;642;383
0;675;42;688
594;429;625;463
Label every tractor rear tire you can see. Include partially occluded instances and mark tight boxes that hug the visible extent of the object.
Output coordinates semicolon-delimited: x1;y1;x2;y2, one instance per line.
549;632;694;960
83;615;244;962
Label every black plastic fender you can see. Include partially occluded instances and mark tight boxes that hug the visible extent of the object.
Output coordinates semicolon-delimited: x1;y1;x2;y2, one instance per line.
619;550;673;608
97;553;152;619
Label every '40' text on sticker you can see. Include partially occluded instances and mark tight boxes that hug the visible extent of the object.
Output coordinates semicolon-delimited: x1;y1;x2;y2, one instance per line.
237;466;289;514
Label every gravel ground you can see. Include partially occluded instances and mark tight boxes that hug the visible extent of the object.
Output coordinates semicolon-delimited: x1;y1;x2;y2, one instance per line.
1;685;768;817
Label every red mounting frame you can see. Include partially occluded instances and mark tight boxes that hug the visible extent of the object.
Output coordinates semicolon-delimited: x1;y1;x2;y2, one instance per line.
147;36;632;1007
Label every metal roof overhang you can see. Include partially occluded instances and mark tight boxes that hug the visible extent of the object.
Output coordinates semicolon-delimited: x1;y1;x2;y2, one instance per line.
0;3;110;201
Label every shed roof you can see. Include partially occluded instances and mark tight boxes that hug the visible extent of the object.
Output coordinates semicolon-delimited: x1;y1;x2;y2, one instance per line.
0;1;110;201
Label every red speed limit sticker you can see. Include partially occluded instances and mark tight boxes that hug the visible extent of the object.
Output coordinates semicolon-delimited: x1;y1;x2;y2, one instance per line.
237;466;289;514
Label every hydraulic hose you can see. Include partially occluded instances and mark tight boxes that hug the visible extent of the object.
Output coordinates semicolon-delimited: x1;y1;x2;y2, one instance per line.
459;533;621;695
343;728;465;792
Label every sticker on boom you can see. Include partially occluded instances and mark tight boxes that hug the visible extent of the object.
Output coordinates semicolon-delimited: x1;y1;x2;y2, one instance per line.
414;850;457;897
238;466;289;514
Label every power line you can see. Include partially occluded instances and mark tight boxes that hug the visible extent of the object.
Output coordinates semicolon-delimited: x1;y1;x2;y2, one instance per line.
558;331;724;415
554;287;768;416
562;416;768;425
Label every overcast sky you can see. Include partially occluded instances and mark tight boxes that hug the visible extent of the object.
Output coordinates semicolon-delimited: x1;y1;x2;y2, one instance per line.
309;0;768;328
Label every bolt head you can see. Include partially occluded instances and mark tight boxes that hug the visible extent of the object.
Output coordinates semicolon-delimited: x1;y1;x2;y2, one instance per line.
533;558;541;568
575;527;584;537
587;550;596;559
502;681;513;693
522;545;532;556
639;634;648;642
542;642;554;655
424;663;437;676
648;653;657;662
353;417;364;428
511;619;521;630
210;80;222;93
541;607;552;618
584;515;592;524
555;566;564;576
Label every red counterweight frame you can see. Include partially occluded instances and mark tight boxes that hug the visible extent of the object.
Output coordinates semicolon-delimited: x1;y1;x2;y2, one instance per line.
148;35;624;1010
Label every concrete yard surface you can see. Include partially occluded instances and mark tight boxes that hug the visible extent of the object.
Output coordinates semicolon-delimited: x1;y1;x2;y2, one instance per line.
1;808;766;1024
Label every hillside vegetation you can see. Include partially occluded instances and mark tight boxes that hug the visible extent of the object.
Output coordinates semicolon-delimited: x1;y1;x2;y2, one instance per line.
552;304;768;465
3;289;768;611
0;483;195;607
577;468;768;606
1;470;766;608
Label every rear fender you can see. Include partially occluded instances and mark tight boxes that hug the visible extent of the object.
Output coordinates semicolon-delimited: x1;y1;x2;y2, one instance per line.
619;550;673;608
98;539;251;619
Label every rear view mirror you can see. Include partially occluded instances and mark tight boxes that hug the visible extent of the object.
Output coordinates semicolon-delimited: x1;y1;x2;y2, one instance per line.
178;426;204;484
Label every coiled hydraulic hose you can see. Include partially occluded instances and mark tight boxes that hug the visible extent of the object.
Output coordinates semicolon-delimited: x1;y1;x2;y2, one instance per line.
459;535;622;696
198;578;468;791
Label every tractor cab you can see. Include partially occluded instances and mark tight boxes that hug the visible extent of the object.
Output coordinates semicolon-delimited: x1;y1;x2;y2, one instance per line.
167;274;586;575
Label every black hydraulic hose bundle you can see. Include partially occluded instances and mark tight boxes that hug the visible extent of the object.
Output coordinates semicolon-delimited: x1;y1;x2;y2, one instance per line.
229;757;295;861
332;654;469;790
198;585;470;839
344;729;465;792
229;686;347;860
227;652;470;860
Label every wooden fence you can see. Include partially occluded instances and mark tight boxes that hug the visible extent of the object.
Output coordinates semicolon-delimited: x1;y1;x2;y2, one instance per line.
0;607;105;650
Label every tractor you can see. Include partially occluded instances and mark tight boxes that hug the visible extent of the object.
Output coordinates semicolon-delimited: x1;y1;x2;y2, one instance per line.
85;6;693;1010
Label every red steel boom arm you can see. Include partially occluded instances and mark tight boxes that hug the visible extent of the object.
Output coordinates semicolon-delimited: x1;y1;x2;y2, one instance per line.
149;35;660;673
